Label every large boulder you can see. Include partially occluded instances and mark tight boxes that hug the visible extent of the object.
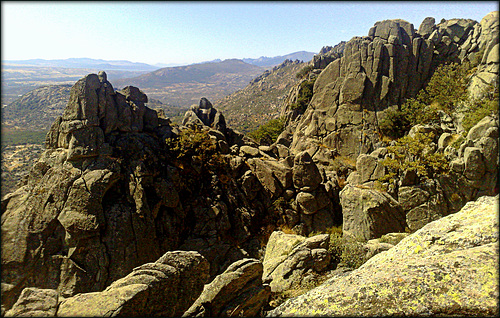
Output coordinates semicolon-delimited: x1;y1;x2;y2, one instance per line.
340;185;406;240
57;251;209;317
292;151;322;191
183;258;270;317
262;231;331;293
268;195;499;316
4;288;59;317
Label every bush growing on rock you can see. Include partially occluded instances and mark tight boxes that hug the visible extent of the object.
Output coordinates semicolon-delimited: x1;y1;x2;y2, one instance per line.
379;60;487;138
311;226;368;270
295;64;314;79
418;62;469;114
247;118;285;145
379;132;448;187
165;125;227;174
290;78;315;113
462;84;499;133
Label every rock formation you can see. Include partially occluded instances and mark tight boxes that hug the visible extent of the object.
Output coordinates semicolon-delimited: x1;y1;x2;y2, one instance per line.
283;13;499;158
268;195;499;316
0;72;273;312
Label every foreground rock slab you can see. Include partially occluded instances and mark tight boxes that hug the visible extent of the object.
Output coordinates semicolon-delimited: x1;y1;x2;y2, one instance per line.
56;251;209;317
183;258;270;317
267;195;499;316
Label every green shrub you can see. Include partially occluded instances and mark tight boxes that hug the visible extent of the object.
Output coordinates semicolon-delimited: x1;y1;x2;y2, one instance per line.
379;61;473;139
379;109;411;139
165;125;227;173
166;126;215;160
308;226;367;269
296;65;314;79
462;84;499;133
247;118;285;145
290;79;315;113
418;62;469;114
379;132;448;186
340;236;367;269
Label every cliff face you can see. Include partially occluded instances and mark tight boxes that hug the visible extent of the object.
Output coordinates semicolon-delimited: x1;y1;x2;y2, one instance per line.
285;12;499;158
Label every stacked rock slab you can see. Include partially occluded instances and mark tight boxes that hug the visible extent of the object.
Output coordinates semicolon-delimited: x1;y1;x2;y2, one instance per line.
5;251;209;317
268;195;499;316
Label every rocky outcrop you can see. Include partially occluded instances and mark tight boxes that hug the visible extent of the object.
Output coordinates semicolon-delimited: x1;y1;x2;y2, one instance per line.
183;97;227;132
268;195;499;316
4;251;208;317
183;258;270;317
468;11;499;99
262;231;331;293
284;13;498;159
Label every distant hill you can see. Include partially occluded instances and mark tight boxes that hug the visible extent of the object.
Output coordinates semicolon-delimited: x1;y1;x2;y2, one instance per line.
1;65;151;106
2;85;72;131
215;59;306;132
242;51;315;67
4;58;160;72
113;59;265;109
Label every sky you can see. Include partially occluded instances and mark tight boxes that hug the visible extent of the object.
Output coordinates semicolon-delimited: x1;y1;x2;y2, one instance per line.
2;1;498;66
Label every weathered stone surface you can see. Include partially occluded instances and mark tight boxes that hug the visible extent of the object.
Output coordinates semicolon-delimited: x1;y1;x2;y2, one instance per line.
469;11;499;98
418;17;436;38
340;185;405;240
183;97;227;132
463;147;486;180
296;189;329;215
356;154;385;183
292;151;322;191
467;115;498;142
262;231;331;293
57;251;208;317
268;195;499;317
4;288;58;317
398;186;430;211
247;158;283;198
183;258;270;317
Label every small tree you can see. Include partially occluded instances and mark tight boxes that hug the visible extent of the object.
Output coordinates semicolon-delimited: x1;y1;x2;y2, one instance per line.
379;132;448;186
247;118;285;145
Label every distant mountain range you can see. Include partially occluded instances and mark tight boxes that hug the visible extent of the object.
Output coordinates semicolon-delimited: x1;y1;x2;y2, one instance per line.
3;51;316;73
242;51;315;67
112;59;266;108
3;58;160;72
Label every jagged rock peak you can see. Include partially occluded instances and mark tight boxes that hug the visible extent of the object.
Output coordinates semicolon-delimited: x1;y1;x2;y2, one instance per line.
45;71;163;161
182;97;227;132
313;41;346;69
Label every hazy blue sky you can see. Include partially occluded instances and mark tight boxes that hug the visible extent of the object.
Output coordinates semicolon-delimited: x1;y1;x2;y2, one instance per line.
2;1;498;65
